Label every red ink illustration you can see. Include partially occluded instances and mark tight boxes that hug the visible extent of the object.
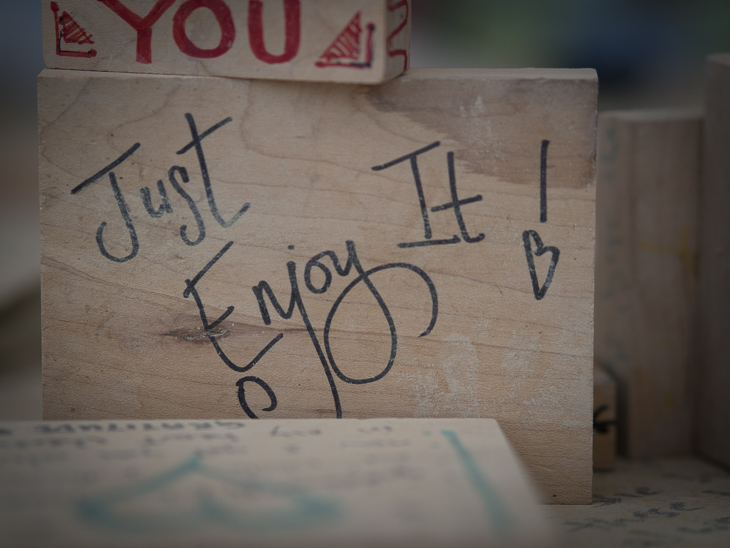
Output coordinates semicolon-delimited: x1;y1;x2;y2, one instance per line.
248;0;301;64
173;0;236;59
315;12;374;69
386;0;409;71
51;1;96;58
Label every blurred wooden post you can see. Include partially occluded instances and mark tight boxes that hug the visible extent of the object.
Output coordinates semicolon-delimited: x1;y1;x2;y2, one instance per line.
697;54;730;467
595;108;702;458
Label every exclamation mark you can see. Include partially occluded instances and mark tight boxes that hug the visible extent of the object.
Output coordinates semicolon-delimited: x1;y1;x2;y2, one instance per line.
540;139;549;223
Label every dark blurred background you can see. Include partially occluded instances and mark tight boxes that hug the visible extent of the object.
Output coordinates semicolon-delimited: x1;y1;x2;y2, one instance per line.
1;0;728;419
412;0;730;108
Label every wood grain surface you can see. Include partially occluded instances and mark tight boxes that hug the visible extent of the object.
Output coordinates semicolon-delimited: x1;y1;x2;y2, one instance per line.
39;67;597;503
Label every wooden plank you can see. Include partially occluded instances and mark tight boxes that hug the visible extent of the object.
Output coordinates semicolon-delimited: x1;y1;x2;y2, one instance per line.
39;67;597;503
593;363;616;470
697;54;730;467
594;109;701;458
41;0;411;84
0;418;554;547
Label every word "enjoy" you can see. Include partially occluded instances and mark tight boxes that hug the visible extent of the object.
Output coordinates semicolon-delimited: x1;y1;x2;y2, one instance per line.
184;239;439;419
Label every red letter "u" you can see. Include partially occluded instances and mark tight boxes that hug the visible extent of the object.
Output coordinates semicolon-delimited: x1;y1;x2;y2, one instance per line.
247;0;300;64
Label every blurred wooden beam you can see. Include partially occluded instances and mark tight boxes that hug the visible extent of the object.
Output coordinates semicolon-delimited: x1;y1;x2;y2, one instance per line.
697;54;730;467
595;108;702;458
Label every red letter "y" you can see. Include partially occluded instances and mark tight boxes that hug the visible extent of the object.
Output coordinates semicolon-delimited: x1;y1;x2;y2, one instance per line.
98;0;177;63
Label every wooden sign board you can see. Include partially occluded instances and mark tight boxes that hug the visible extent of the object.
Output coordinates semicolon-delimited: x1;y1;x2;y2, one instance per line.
39;67;597;503
595;109;701;458
697;54;730;468
0;418;554;547
41;0;411;84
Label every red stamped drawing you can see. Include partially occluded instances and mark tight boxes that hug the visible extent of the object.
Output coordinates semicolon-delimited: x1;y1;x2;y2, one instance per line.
51;1;96;58
315;12;374;69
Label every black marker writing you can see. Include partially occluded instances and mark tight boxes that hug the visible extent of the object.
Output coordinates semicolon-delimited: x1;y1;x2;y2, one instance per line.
522;230;559;300
72;113;249;262
167;166;206;246
140;166;207;247
71;143;141;262
372;142;484;248
324;259;438;385
237;376;277;418
141;178;173;218
177;113;249;228
540;139;549;223
184;240;438;419
183;241;283;375
522;140;560;300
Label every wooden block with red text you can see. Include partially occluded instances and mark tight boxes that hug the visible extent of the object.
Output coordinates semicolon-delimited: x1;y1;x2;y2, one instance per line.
595;109;701;458
42;0;410;84
39;67;597;503
697;55;730;468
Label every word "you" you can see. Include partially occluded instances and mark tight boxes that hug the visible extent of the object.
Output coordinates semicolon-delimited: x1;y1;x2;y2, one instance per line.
98;0;301;64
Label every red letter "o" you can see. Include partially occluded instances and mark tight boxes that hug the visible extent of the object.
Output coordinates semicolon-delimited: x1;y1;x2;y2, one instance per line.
173;0;236;59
